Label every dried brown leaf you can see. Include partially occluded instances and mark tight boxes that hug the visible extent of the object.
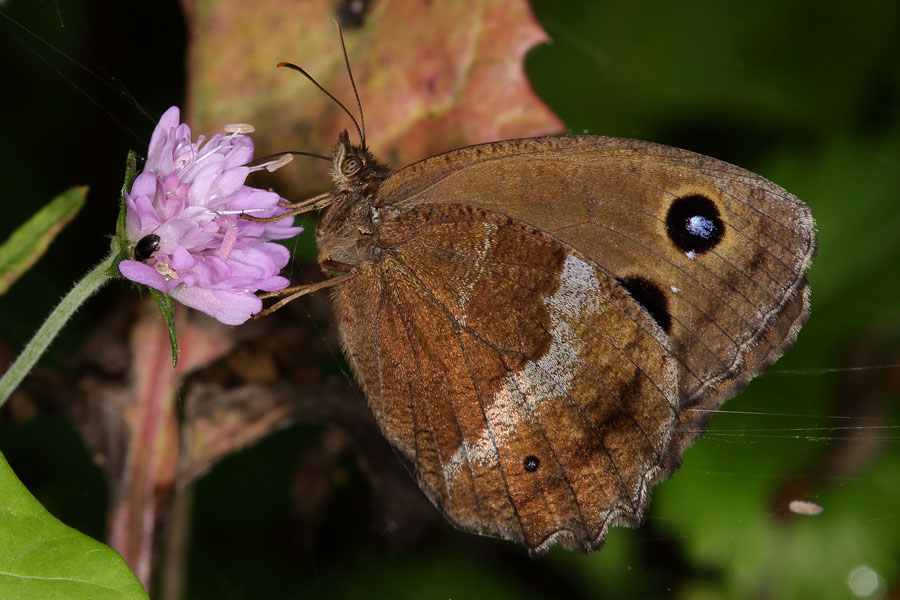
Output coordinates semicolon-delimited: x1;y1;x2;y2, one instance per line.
184;0;563;197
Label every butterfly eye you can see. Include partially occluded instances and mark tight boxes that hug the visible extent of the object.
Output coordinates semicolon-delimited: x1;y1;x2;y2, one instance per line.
341;157;362;175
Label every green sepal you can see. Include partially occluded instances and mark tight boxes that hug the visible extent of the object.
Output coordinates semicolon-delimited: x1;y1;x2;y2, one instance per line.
149;288;179;367
112;151;138;254
108;151;139;279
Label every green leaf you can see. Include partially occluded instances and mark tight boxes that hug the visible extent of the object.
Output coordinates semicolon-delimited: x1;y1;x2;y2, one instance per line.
0;451;148;600
0;186;87;295
150;288;179;368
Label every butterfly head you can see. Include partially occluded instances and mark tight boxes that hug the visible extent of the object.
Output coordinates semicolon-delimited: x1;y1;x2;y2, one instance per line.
330;130;390;198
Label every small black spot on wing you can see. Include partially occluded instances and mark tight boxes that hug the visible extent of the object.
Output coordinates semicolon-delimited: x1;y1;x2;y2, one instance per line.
523;455;540;472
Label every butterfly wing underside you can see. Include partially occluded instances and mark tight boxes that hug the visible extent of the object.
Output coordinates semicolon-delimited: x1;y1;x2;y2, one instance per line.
327;135;814;552
331;204;681;551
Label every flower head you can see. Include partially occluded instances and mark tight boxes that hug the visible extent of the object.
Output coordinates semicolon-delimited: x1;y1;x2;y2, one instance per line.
118;106;302;325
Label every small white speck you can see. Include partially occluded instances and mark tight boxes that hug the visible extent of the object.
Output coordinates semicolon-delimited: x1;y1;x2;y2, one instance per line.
789;500;823;515
847;565;880;597
686;215;715;239
685;250;696;260
670;286;680;293
224;123;255;134
265;153;293;172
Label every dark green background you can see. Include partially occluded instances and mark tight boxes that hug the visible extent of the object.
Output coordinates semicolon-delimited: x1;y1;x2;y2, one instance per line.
1;1;899;598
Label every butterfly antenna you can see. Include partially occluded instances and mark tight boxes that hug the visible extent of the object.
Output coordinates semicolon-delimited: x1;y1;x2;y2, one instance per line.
276;61;365;147
334;20;366;149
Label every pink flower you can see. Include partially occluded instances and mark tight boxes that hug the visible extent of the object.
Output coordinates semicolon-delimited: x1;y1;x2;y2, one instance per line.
118;106;302;325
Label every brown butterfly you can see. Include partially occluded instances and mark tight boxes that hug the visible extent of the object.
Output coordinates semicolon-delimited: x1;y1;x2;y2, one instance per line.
249;43;815;553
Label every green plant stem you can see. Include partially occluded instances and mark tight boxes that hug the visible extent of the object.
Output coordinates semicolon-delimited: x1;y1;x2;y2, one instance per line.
0;253;115;407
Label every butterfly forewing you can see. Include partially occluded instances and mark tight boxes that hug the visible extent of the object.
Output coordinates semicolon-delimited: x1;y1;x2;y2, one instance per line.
377;136;814;421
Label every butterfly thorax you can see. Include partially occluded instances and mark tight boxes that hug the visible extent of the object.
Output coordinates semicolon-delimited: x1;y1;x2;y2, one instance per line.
316;131;391;270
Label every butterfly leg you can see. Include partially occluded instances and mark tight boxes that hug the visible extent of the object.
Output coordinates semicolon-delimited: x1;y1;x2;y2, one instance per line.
254;271;356;319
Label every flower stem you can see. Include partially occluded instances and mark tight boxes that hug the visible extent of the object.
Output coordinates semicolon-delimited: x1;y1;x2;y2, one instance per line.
0;253;115;407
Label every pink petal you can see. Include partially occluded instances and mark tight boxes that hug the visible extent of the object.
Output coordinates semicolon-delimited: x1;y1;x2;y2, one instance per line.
226;188;277;211
119;260;169;292
260;221;303;241
131;195;162;235
170;246;196;270
130;172;159;198
145;107;181;173
256;275;290;292
213;166;250;198
187;154;226;185
187;172;216;206
156;219;198;251
224;139;254;169
169;285;262;326
191;256;230;286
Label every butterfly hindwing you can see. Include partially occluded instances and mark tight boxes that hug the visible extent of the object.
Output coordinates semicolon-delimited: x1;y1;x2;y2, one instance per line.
332;203;679;551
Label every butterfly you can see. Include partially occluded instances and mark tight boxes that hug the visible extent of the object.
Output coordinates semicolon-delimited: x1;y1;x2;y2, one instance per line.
248;45;815;554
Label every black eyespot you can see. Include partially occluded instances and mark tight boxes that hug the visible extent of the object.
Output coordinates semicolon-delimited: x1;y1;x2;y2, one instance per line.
618;276;672;334
665;194;725;255
523;455;540;472
134;234;161;262
341;157;362;175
